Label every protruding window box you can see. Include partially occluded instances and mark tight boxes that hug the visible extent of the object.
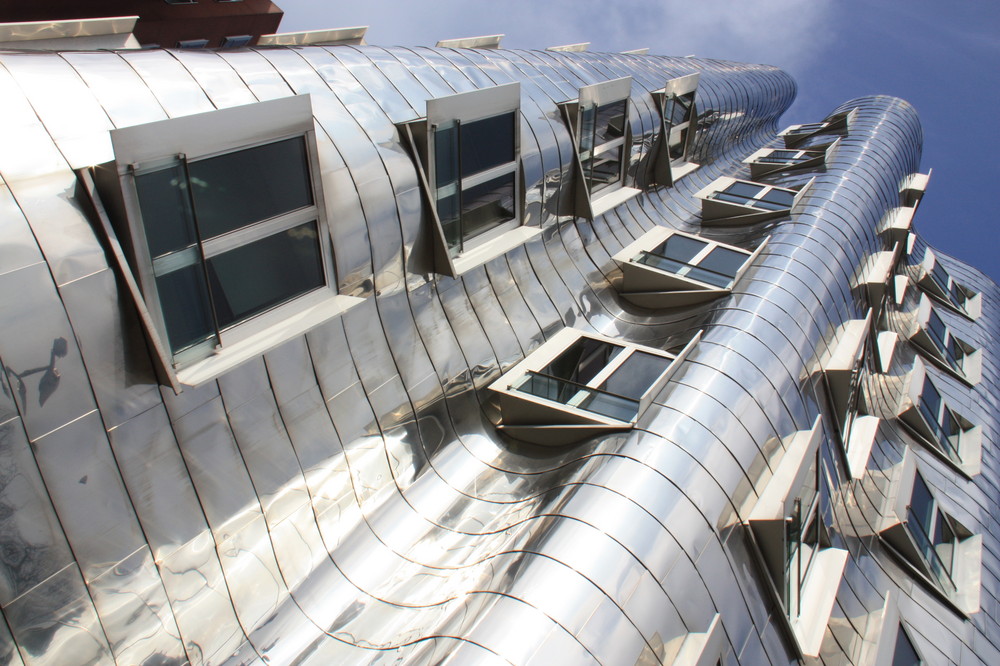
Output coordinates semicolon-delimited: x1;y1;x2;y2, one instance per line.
257;26;368;46
909;294;982;386
488;328;698;445
651;73;700;185
916;248;981;320
779;109;854;148
877;206;915;247
696;176;812;226
853;244;900;313
612;229;764;308
744;416;849;659
86;95;363;391
896;358;981;478
662;614;724;665
398;83;541;277
900;169;931;208
879;449;982;615
435;34;503;49
743;139;837;179
868;591;932;666
560;77;641;218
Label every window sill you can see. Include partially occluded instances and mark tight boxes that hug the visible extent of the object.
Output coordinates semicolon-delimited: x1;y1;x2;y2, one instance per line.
671;161;699;182
791;547;849;657
846;415;879;479
590;186;642;218
175;293;363;387
450;227;541;277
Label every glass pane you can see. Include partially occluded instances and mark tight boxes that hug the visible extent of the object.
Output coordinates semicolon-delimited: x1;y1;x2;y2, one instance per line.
514;373;639;422
577;390;640;421
594;100;627;143
689;246;748;287
722;181;765;199
460;112;515;177
656;235;706;263
579;104;596;154
665;93;692;126
909;474;935;537
189;137;313;238
584;146;622;193
207;220;324;328
437;191;462;255
919;376;942;423
758;187;796;208
599;351;672;401
542;337;622;385
892;627;921;666
155;261;216;353
926;309;949;352
459;172;516;243
433;124;459;190
135;163;197;258
668;128;688;160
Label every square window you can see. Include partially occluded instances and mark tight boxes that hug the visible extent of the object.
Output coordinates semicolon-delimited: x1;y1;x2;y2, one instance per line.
896;357;980;477
696;176;808;225
651;73;701;184
613;228;763;308
911;294;981;385
744;141;835;179
488;328;698;445
398;83;539;277
880;449;982;614
917;248;980;319
87;95;361;389
560;77;641;218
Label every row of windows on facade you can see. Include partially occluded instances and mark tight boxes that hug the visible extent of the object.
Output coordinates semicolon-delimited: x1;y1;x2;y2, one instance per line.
82;76;984;661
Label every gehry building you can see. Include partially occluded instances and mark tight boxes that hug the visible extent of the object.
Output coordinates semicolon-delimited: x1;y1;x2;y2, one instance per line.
0;23;996;666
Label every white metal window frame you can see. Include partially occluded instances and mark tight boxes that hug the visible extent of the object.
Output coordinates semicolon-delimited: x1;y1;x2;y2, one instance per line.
488;327;699;444
102;95;361;389
896;357;981;478
778;109;855;147
917;248;981;320
744;139;838;179
651;72;700;183
696;175;813;225
911;293;982;386
879;448;982;616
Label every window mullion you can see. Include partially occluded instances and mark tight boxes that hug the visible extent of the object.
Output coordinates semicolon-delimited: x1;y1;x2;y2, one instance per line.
179;155;224;347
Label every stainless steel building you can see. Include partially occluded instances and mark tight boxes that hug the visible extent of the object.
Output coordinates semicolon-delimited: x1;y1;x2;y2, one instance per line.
0;26;996;666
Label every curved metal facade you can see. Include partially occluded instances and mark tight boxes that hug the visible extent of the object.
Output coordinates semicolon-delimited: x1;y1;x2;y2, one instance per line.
0;42;996;666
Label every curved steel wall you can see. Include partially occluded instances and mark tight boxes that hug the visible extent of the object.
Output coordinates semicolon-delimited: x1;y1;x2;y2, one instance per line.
0;43;996;665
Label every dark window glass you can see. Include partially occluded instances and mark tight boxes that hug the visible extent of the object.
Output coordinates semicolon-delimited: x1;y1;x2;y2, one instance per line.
919;377;942;423
579;105;596;154
542;337;622;385
594;100;627;143
207;221;324;328
135;164;197;257
600;351;671;400
689;246;747;287
668;127;689;160
189;137;313;238
583;146;623;193
892;627;921;666
156;262;215;353
665;93;693;126
460;112;515;177
758;187;796;208
926;309;949;352
909;474;935;537
657;235;706;263
722;181;765;200
930;262;951;293
459;172;516;243
433;124;459;189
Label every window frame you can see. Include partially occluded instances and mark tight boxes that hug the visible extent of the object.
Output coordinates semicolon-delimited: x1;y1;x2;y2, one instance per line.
744;416;848;659
612;227;765;308
559;77;641;218
779;109;854;148
896;357;980;478
916;248;981;320
744;139;838;179
879;448;982;615
696;176;812;225
91;95;361;389
488;327;699;445
910;293;981;386
399;83;539;277
651;73;700;184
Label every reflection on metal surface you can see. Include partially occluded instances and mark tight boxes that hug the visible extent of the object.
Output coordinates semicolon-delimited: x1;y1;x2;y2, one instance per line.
0;37;996;666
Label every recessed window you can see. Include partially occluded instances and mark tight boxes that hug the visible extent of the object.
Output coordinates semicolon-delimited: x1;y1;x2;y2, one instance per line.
916;248;980;319
911;294;981;385
779;110;853;148
745;417;848;658
88;95;361;389
880;449;982;614
560;77;641;218
652;73;700;183
488;328;697;444
176;38;209;48
613;228;763;308
398;83;539;277
744;141;836;179
696;176;810;225
896;357;980;477
891;625;923;666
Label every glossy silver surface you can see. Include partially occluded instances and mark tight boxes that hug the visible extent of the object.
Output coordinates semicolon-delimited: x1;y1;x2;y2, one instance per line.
0;41;996;666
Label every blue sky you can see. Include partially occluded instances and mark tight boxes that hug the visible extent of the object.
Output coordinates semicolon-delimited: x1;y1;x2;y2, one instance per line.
275;0;1000;282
